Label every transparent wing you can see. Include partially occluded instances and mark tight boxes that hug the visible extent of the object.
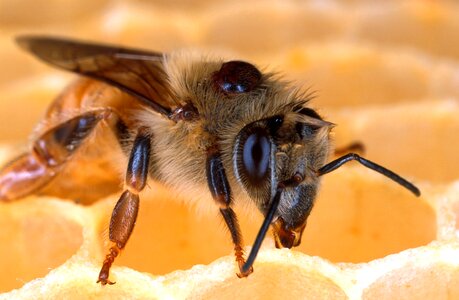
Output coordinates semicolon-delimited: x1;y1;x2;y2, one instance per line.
16;35;176;117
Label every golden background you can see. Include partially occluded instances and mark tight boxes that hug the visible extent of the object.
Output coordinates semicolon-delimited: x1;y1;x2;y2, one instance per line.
0;0;458;299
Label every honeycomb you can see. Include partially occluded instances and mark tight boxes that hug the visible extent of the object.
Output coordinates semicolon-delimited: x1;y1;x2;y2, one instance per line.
1;0;459;299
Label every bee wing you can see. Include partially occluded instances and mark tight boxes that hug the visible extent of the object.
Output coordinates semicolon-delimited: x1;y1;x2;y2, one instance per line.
16;35;175;117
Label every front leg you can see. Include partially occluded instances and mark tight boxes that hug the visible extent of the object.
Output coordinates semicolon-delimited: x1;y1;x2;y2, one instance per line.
206;147;253;278
97;129;151;285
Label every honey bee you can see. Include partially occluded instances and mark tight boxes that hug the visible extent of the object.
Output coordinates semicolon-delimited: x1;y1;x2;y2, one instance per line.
0;36;420;285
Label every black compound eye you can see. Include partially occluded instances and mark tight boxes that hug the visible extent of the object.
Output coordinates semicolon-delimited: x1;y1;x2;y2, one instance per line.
212;61;262;94
241;128;271;186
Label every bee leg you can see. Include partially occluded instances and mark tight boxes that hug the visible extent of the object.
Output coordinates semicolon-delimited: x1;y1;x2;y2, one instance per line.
206;147;252;278
241;187;283;276
0;109;110;201
240;176;304;277
220;208;251;278
97;129;150;285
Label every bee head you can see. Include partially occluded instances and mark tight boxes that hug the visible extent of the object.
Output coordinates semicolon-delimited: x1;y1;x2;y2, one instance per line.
233;109;333;248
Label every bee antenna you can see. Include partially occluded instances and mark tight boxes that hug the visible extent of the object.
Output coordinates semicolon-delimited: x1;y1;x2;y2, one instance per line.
241;187;283;275
317;153;421;197
241;172;305;275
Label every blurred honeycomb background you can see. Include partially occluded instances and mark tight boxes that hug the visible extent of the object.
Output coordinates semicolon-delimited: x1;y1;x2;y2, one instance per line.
0;0;458;299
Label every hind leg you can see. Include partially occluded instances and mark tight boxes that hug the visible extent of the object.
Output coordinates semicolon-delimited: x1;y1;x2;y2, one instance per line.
0;108;111;201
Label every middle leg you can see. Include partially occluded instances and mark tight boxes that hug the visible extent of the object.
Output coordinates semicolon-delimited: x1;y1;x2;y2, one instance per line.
206;146;252;278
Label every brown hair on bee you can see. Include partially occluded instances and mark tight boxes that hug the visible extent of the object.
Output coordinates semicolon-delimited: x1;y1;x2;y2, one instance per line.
0;36;420;284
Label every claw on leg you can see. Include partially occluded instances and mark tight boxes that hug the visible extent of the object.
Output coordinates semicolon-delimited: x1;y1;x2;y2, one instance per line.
97;245;120;285
235;246;253;278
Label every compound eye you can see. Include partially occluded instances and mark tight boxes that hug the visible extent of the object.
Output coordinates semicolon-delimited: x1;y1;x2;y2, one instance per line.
212;61;262;94
241;128;271;186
